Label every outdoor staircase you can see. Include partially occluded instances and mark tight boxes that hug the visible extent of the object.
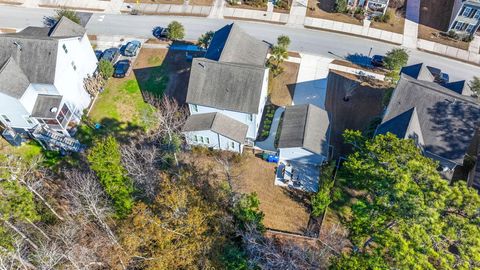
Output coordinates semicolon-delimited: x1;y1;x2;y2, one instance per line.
31;125;83;152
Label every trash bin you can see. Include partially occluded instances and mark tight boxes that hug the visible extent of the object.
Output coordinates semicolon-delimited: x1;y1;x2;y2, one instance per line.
262;153;269;160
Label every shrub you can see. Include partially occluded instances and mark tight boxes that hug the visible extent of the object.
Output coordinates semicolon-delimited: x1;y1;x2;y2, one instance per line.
233;193;265;231
383;48;409;71
98;59;114;79
447;30;459;40
335;0;348;13
462;35;474;42
54;8;80;24
167;21;185;40
244;0;267;7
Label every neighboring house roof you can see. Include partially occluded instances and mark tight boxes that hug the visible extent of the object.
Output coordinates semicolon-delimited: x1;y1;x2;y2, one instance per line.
31;94;63;119
278;104;330;156
205;23;269;66
0;57;30;99
182;112;248;143
0;17;86;85
186;58;266;114
400;63;436;82
378;75;480;165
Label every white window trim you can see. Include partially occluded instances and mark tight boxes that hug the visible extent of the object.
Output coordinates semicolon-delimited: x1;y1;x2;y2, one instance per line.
463;7;472;17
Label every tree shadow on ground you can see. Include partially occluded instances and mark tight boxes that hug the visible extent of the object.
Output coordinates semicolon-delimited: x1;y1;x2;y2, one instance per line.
76;117;143;146
133;40;203;105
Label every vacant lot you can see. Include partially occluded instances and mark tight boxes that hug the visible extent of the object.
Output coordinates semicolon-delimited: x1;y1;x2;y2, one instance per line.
269;61;300;106
418;0;469;50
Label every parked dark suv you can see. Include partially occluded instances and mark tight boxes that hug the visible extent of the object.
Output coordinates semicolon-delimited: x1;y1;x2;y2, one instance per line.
101;48;120;63
113;60;131;78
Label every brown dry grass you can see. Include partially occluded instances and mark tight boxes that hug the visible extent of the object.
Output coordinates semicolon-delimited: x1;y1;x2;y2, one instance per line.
226;3;268;11
269;61;300;106
235;152;310;234
181;150;311;234
306;0;362;25
189;0;214;6
370;8;405;34
418;25;470;51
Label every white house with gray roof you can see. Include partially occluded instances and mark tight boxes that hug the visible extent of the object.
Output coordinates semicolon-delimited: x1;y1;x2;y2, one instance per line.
448;0;480;37
0;17;97;148
376;69;480;188
184;23;270;152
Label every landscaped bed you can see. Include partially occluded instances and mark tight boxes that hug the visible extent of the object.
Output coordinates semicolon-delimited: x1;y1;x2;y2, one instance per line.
257;104;278;140
307;0;362;25
124;0;184;5
418;25;470;51
369;8;405;34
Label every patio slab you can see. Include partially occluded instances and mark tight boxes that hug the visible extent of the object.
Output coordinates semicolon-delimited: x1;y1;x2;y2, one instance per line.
275;160;320;192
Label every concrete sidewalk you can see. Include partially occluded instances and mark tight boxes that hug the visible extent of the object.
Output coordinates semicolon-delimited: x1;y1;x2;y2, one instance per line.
402;0;419;48
286;0;306;27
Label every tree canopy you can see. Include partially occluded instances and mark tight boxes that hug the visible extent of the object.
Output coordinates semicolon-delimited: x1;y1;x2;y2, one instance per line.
383;48;409;71
54;9;80;24
167;21;185;41
331;130;480;269
198;30;215;49
87;136;134;217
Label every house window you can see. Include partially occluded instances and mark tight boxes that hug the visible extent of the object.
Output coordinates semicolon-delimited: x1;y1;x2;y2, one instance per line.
192;104;198;112
474;10;480;19
71;61;77;71
205;137;210;144
463;7;472;17
199;136;204;143
248;114;253;121
1;115;11;123
193;135;198;142
62;44;68;53
230;142;235;148
455;21;465;30
466;24;475;33
23;116;33;124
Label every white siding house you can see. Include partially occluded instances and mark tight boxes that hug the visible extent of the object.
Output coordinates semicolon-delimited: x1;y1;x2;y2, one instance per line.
0;17;97;145
184;23;270;153
182;112;248;153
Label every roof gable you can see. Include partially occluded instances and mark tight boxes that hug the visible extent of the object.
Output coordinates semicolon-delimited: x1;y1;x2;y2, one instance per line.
205;23;269;66
0;57;30;99
182;112;248;142
400;63;435;82
49;16;86;38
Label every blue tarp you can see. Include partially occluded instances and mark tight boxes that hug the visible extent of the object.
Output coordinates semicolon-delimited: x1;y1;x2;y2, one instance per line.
168;44;206;52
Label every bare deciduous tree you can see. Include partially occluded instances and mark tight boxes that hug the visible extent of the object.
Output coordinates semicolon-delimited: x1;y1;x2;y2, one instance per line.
240;224;336;270
62;169;117;245
144;93;188;166
121;139;162;201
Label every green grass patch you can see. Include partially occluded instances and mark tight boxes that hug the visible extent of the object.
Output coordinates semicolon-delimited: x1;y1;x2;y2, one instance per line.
137;66;169;96
148;55;162;65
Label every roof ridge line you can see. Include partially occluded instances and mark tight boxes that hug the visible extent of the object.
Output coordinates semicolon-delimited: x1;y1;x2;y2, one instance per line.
301;104;310;148
217;23;234;63
404;75;479;106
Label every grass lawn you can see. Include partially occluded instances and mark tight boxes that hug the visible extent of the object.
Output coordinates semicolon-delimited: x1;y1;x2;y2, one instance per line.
0;139;42;160
89;48;169;132
370;8;405;34
269;61;300;107
307;0;362;25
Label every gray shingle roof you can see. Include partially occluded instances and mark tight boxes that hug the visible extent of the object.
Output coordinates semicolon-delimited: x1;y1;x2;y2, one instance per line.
278;104;330;155
186;58;266;114
400;63;435;82
0;17;86;85
379;75;480;165
0;57;30;99
205;23;269;66
49;17;86;38
0;36;59;84
182;112;248;143
31;94;63;118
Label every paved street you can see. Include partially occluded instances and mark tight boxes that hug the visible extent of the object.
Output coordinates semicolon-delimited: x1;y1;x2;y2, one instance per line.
0;5;478;81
